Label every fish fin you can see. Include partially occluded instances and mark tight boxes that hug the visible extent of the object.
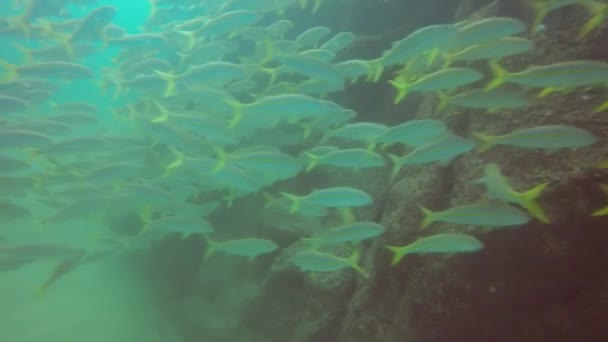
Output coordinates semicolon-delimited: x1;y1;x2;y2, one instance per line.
0;60;18;83
299;0;308;8
592;205;608;216
385;245;405;266
176;30;197;51
520;182;550;223
596;161;608;169
312;0;322;13
471;132;497;152
203;236;218;259
486;60;508;90
419;205;436;228
164;145;184;174
389;77;409;104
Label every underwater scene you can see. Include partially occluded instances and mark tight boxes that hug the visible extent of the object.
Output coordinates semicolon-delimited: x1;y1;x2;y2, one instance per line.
1;0;608;341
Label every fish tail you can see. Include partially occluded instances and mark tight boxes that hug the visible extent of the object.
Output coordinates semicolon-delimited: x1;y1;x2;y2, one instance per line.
228;106;243;128
262;192;276;208
257;38;276;66
0;60;18;83
486;60;508;90
304;152;320;172
593;98;608;113
341;207;356;224
472;132;497;152
592;205;608;216
138;207;153;233
578;3;608;39
203;236;218;259
165;145;184;172
12;43;32;63
389;77;409;104
299;0;308;8
419;205;436;228
528;0;549;30
436;91;449;112
385;245;405;266
347;249;368;278
177;30;197;51
596;161;608;169
387;153;402;180
211;147;228;173
150;100;169;123
520;182;550;223
365;59;384;83
312;0;322;13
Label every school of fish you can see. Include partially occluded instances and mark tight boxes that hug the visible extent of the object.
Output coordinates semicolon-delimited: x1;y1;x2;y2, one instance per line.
0;0;606;293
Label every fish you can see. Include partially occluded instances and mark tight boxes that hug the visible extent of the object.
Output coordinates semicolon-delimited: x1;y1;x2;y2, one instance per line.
69;6;117;42
482;163;550;223
389;134;476;178
295;26;331;48
303;148;385;171
0;129;54;148
321;31;355;53
385;233;483;265
0;201;31;223
448;17;526;51
292;249;368;278
0;94;30;112
370;24;458;81
197;10;260;39
473;124;598;151
144;216;214;237
204;237;278;258
390;67;484;104
487;60;608;94
304;221;385;246
275;54;344;86
437;87;531;111
323;122;389;149
38;252;85;296
376;119;448;147
419;201;531;228
0;60;94;83
281;186;373;213
445;37;533;65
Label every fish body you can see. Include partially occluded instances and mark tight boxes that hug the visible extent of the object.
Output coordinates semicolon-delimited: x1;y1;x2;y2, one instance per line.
283;186;373;213
69;6;117;42
292;249;367;277
204;237;278;258
473;124;598;151
420;202;531;228
386;233;483;265
377;119;448;147
439;87;530;111
390;67;483;104
308;221;385;246
488;60;608;91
